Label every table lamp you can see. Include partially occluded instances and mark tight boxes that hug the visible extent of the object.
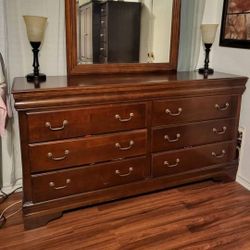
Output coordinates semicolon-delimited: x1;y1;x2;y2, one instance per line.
23;15;47;83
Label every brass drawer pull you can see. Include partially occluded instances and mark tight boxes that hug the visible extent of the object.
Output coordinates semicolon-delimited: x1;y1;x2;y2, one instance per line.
164;158;180;168
48;150;70;161
45;120;68;131
215;102;229;111
164;133;181;143
165;108;182;116
49;179;71;190
115;113;134;122
212;150;226;158
115;140;134;151
213;126;227;135
115;167;134;177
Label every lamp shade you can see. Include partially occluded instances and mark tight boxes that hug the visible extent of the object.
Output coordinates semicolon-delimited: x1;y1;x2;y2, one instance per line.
23;16;47;42
201;24;218;44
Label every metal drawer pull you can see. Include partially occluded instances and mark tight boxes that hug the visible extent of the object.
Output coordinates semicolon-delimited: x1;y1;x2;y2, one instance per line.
48;150;70;161
164;133;181;143
115;140;134;151
213;126;227;135
115;167;134;177
100;48;104;51
100;33;104;37
165;108;182;116
49;179;71;190
215;102;229;111
45;120;68;131
164;158;180;168
101;20;105;24
115;113;134;122
212;150;226;158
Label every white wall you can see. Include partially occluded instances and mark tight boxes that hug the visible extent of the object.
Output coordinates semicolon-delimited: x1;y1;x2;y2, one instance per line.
2;0;66;191
198;0;250;190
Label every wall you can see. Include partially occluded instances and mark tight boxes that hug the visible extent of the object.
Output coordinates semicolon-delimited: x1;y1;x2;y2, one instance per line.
198;0;250;189
2;0;66;191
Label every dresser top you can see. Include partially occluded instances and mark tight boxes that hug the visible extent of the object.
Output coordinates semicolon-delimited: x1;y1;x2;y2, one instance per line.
12;71;247;111
12;71;247;93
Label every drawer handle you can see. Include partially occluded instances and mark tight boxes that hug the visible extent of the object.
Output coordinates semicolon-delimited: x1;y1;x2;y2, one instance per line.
115;140;134;151
115;167;134;177
101;20;105;24
49;179;71;190
100;33;104;37
45;120;68;131
213;126;227;135
164;133;181;143
212;150;226;158
115;113;134;122
215;102;230;111
164;158;180;168
48;150;70;161
165;108;182;116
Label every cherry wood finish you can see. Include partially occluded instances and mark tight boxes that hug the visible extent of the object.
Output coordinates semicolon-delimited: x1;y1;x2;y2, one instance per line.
152;95;238;126
29;129;147;173
152;141;236;177
152;118;236;152
65;0;181;76
27;102;147;143
31;157;147;203
12;72;247;229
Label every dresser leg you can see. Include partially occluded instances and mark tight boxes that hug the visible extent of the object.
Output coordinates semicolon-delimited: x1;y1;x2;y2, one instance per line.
23;211;63;230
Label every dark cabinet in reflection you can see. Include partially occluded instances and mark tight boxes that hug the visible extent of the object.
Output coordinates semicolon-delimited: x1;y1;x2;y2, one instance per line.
78;1;141;64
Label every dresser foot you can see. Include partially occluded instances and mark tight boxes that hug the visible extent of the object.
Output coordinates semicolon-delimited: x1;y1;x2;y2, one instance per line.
24;212;63;230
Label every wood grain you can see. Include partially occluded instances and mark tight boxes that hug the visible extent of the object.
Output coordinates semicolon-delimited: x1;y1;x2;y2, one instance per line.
0;181;249;249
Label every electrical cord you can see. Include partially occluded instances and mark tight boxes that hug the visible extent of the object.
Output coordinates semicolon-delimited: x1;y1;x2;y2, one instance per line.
0;200;22;228
0;186;22;204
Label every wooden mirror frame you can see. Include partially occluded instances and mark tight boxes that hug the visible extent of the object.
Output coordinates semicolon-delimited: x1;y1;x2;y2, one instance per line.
65;0;181;76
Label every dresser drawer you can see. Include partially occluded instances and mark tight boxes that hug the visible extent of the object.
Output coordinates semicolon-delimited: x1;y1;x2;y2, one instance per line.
153;95;238;126
27;103;146;143
29;129;147;173
152;142;236;177
31;157;147;202
152;119;236;152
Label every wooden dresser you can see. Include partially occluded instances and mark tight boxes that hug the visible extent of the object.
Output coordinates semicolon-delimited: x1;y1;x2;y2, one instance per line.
12;72;247;229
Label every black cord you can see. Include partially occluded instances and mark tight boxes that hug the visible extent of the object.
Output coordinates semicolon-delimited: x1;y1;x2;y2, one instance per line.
0;187;22;204
0;214;6;228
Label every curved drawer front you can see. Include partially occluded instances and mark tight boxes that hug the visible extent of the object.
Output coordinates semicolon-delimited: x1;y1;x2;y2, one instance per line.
31;157;147;202
29;129;147;173
152;119;236;152
152;142;236;177
153;95;238;126
27;102;147;143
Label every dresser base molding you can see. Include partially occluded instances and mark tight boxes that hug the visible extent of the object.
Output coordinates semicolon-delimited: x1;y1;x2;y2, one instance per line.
23;163;237;230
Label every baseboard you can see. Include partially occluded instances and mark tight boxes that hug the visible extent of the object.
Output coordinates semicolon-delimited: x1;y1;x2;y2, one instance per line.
236;175;250;191
1;179;23;193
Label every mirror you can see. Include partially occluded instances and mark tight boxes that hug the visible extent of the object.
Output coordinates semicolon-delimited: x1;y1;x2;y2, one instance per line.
65;0;181;76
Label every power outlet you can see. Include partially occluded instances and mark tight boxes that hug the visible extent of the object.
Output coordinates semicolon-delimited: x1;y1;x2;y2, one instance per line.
237;126;246;162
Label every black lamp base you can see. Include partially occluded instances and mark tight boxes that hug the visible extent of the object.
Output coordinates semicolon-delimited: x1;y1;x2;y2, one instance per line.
198;68;214;75
26;73;46;83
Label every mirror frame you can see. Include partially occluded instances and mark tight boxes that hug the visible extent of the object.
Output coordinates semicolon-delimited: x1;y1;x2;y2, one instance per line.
65;0;181;76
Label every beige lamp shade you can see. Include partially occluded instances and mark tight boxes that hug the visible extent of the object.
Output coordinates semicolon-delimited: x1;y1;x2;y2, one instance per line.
23;16;47;42
201;24;219;44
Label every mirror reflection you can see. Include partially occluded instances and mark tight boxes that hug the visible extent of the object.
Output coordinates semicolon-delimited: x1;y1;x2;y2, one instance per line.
76;0;173;64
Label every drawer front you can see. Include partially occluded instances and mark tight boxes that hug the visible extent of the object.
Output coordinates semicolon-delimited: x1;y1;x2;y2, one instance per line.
29;129;147;173
152;119;236;152
153;95;238;126
152;142;236;177
31;157;147;202
27;103;146;143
